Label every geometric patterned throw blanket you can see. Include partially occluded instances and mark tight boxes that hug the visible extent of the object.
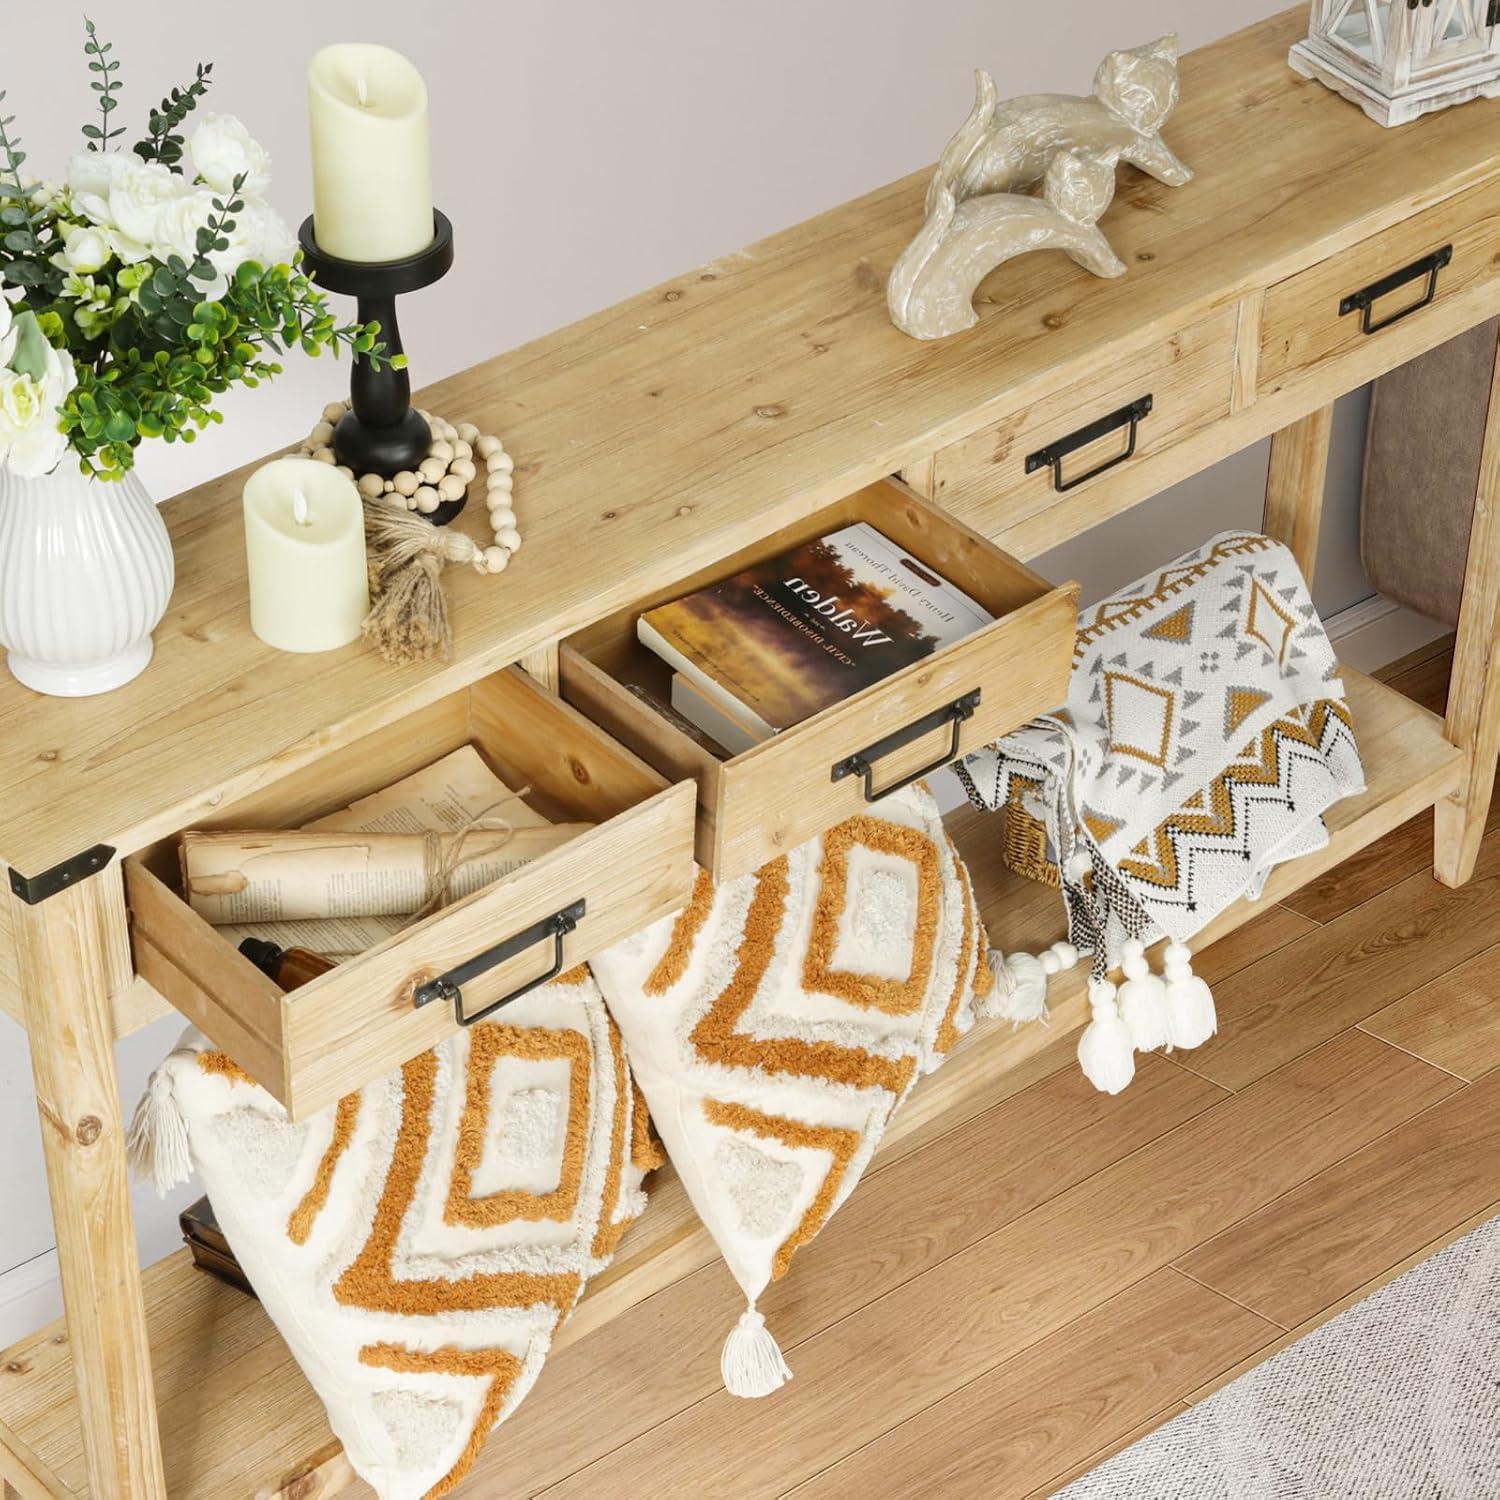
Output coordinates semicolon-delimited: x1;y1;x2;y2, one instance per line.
957;533;1364;1091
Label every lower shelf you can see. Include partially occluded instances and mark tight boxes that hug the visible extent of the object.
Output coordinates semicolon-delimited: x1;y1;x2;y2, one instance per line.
0;666;1464;1500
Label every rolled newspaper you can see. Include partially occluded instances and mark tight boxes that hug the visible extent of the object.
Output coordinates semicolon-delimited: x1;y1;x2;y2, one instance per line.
180;825;591;925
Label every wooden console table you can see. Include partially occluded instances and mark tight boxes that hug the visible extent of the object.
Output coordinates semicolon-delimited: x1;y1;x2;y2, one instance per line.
2;9;1498;1496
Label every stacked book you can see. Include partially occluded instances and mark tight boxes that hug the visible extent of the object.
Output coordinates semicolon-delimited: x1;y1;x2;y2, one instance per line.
637;522;994;757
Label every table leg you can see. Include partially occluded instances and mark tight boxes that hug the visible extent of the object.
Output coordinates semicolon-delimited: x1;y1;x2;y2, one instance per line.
11;866;166;1499
1436;325;1500;888
1263;403;1334;582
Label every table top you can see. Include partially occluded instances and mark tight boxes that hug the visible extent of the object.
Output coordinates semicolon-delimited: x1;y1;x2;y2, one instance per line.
1;6;1496;877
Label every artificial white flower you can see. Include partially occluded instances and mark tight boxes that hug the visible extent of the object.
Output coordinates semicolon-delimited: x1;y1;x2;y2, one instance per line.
222;195;296;271
64;150;131;227
0;340;77;478
56;223;113;275
150;191;214;267
63;152;192;264
107;159;194;259
188;114;272;197
153;189;295;298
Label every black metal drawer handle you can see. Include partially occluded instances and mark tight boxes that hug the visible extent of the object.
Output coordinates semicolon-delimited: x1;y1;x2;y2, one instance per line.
1026;395;1153;494
412;898;585;1027
1339;245;1452;335
831;690;981;802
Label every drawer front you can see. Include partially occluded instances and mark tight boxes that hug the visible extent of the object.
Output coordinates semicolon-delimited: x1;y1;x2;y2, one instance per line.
127;669;697;1119
1259;175;1500;398
930;308;1237;541
559;479;1080;884
708;585;1076;876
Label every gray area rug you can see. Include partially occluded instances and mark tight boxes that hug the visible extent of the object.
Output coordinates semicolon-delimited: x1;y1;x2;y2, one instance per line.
1057;1214;1500;1498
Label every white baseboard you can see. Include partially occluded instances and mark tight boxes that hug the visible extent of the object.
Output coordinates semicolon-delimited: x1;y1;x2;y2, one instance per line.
0;1250;61;1349
1324;594;1450;674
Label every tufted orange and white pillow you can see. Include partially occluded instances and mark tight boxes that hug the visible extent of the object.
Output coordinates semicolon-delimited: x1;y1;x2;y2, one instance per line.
590;782;993;1397
130;967;659;1500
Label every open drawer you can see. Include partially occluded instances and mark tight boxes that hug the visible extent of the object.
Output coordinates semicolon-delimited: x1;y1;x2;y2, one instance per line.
559;478;1078;883
124;668;696;1120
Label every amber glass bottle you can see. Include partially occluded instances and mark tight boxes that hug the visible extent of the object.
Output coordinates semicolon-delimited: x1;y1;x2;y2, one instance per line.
237;937;335;992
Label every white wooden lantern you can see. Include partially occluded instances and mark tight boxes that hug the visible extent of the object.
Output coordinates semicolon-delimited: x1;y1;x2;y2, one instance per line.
1290;0;1500;126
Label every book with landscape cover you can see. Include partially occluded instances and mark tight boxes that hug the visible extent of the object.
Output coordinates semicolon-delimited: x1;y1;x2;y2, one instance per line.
638;522;994;744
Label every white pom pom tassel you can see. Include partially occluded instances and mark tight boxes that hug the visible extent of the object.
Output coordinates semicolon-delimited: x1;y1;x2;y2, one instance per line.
1117;939;1170;1052
126;1067;192;1196
1077;978;1136;1095
721;1304;792;1398
1163;942;1217;1050
981;950;1047;1024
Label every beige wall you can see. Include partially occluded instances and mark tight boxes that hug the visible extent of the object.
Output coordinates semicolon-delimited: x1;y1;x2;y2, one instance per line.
2;0;1384;1335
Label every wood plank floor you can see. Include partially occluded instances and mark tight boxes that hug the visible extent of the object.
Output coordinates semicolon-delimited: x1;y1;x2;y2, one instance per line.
449;640;1500;1499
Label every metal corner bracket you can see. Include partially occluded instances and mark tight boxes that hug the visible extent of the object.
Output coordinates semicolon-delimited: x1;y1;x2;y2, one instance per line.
7;844;116;905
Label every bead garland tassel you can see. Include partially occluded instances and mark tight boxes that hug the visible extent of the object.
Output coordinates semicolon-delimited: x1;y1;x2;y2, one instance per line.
296;401;522;664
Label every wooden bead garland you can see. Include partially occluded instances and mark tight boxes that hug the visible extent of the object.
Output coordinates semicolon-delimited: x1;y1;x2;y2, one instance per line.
298;400;523;663
296;400;522;576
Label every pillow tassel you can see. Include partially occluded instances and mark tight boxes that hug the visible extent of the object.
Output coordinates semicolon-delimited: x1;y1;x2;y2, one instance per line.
982;940;1080;1027
721;1304;792;1399
982;949;1048;1024
1078;977;1136;1094
1117;938;1171;1052
126;1066;192;1196
1163;941;1218;1049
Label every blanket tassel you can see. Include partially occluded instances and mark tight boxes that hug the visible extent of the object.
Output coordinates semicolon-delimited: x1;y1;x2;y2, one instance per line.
721;1304;793;1398
1078;977;1136;1095
126;1067;192;1197
1163;941;1218;1049
1117;938;1171;1052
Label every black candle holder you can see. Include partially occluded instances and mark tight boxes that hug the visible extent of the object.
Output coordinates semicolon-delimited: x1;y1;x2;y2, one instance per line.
298;210;460;522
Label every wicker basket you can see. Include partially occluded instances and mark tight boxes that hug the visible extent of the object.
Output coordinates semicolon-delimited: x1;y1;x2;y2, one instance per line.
1002;783;1060;889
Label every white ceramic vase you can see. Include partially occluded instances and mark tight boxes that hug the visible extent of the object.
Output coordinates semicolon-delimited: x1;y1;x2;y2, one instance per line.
0;464;175;697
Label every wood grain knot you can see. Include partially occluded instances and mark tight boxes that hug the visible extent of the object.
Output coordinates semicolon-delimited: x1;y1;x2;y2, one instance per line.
3;1360;29;1375
279;1469;321;1500
755;404;787;420
1137;250;1157;262
601;509;618;521
404;970;438;1006
565;756;592;786
663;289;683;302
1042;313;1067;330
35;748;59;764
75;1115;103;1146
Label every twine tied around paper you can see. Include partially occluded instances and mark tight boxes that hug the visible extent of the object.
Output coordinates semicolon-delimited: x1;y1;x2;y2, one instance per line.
411;788;535;920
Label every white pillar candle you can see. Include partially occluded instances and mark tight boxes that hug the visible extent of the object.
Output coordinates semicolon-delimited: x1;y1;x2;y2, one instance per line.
307;43;433;262
243;458;369;653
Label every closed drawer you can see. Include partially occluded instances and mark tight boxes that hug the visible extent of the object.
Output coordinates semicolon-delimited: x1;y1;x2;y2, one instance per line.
124;667;696;1119
929;308;1237;542
1259;175;1500;398
558;478;1078;883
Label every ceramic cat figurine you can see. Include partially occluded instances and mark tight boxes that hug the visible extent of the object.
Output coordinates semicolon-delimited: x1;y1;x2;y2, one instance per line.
889;149;1126;341
925;36;1192;217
